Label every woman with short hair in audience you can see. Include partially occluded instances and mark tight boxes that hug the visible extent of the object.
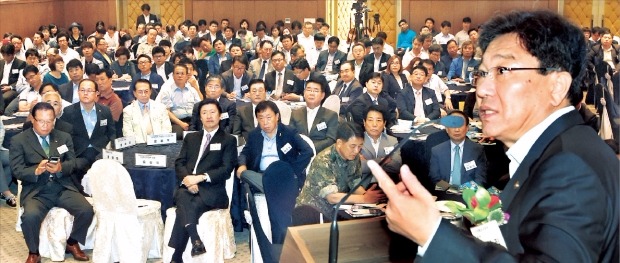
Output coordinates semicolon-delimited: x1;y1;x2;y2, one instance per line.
43;56;69;87
111;47;137;80
238;19;253;48
270;24;283;51
382;55;407;99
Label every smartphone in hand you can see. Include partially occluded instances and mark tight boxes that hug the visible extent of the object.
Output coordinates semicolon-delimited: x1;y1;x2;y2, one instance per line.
48;156;60;164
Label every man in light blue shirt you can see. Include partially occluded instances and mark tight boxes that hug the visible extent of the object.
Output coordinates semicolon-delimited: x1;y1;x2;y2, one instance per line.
156;64;202;139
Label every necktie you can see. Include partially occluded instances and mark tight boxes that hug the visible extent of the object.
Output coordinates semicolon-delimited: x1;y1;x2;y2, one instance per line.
275;72;283;99
142;104;153;135
373;99;378;105
414;90;424;117
451;145;461;186
461;59;468;81
339;84;348;97
259;60;267;79
199;133;212;160
41;136;50;156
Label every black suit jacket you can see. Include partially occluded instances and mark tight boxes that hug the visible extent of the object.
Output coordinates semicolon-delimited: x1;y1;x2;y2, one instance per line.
396;86;440;120
58;82;78;103
151;62;173;79
265;69;297;94
294;72;330;97
60;103;116;156
10;129;79;200
231;103;256;144
428;139;487;186
0;58;26;86
221;69;253;98
315;50;347;73
174;129;237;208
381;72;407;99
348;92;397;127
422;110;619;262
238;123;314;188
190;96;236;133
359;53;390;86
136;14;159;28
289;106;338;153
331;79;363;116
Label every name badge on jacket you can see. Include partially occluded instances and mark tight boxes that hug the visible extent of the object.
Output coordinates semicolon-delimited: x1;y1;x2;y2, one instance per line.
12;69;19;74
316;122;327;131
381;62;387;68
57;144;69;155
220;112;229;120
281;143;292;154
287;79;295;86
211;143;221;151
464;160;477;171
424;98;433;105
100;119;107;126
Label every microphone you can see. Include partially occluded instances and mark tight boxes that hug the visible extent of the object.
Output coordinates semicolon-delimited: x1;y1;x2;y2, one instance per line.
328;115;465;263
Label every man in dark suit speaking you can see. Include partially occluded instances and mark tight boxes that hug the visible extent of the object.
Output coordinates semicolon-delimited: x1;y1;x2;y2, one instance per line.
11;102;93;262
168;99;237;261
369;10;619;262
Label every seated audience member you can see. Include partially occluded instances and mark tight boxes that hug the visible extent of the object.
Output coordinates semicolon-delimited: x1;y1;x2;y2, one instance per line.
131;54;165;100
43;55;69;87
7;65;43;115
59;59;85;104
332;60;363;116
232;79;267;144
56;33;80;64
11;102;94;262
291;58;330;102
122;79;172;143
110;47;137;81
150;46;172;81
94;68;123;122
84;64;100;81
427;44;448;78
289;80;338;153
0;121;14;207
447;40;479;82
381;55;407;99
156;64;202;139
22;90;73;134
265;51;297;100
376;32;395;56
287;44;305;70
401;36;428;70
433;20;455;45
397;65;440;123
190;75;236;133
441;39;459;69
80;42;104;70
1;43;27;108
421;59;454;110
15;49;51;93
223;26;242;51
237;100;313;244
305;33;325;69
315;36;347;74
60;79;116;181
248;40;274;80
429;110;487;186
360;105;401;182
177;58;203;98
280;35;294;63
169;99;237;261
348;72;397;128
136;28;159;58
220;43;243;74
359;37;390;86
296;122;385;218
221;55;253;100
93;37;113;69
349;42;366;80
207;39;231;76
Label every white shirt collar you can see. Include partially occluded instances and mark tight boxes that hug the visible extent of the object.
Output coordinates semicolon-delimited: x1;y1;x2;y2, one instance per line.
505;106;575;178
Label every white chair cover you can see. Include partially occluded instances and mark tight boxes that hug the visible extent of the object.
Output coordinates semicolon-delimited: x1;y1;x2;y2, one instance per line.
162;172;237;262
244;194;272;263
322;95;341;116
87;159;163;263
273;100;292;125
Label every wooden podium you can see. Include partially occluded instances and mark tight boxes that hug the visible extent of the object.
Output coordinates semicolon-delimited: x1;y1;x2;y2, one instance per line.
280;216;411;262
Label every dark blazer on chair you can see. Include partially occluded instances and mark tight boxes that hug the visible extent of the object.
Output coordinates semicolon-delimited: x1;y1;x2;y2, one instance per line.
315;50;347;73
190;96;236;133
231;103;256;145
289;106;338;153
221;69;253;98
428;139;487;186
421;110;619;263
265;69;297;94
348;92;397;127
60;103;116;157
396;86;441;121
174;129;237;209
238;123;314;188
